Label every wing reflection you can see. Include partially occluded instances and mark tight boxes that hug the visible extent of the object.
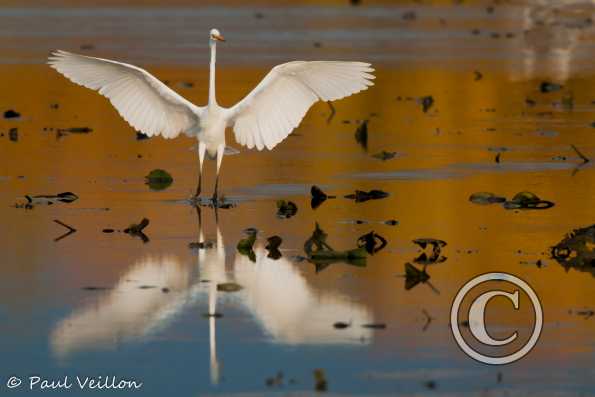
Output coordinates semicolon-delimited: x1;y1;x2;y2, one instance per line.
50;208;372;385
51;255;195;358
232;248;373;345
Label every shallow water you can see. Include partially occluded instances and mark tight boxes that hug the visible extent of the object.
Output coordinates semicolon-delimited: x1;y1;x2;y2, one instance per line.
2;1;595;396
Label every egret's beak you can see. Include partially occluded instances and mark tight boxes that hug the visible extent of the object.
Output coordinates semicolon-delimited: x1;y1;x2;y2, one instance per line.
212;34;225;42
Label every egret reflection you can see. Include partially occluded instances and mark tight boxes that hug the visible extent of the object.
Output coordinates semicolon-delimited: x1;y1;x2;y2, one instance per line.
51;208;372;385
50;254;195;358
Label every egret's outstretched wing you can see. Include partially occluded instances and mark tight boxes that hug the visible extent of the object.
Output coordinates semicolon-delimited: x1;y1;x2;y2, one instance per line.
48;50;203;139
226;61;374;150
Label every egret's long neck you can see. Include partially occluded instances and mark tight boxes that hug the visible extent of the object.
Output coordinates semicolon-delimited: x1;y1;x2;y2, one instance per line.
209;41;217;106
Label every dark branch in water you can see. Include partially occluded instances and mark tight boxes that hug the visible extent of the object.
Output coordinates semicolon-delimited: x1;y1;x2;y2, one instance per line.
326;101;336;124
571;144;590;164
124;218;150;243
53;219;77;242
422;309;433;332
54;219;76;232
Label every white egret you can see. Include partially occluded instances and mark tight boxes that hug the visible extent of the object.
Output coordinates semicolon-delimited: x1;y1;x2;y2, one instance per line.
48;28;375;202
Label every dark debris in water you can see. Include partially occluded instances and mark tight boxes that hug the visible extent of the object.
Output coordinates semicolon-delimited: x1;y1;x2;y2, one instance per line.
4;109;20;119
82;286;110;291
540;81;562;93
402;10;416;21
9;128;18;142
423;380;438;390
57;127;92;134
419;95;434;113
361;323;387;329
304;223;367;270
265;371;284;388
469;191;554;210
123;218;150;243
202;312;223;318
53;219;77;242
354;120;368;151
570;309;594;319
313;369;328;392
217;282;243;293
413;238;447;265
333;321;351;329
403;263;439;294
357;231;387;255
311;185;335;210
372;150;397;161
189;195;237;209
188;241;214;250
552;224;595;276
344;189;389;203
17;192;79;209
265;235;283;259
276;200;298;219
469;192;506;205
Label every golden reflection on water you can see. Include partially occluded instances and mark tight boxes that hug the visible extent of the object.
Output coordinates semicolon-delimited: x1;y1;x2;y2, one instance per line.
2;42;595;390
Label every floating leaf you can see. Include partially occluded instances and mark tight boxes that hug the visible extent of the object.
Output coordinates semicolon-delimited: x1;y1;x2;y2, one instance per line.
237;233;256;262
145;169;173;191
504;191;554;210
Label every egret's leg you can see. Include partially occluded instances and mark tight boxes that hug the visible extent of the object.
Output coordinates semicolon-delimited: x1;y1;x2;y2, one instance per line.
195;142;207;198
212;144;225;203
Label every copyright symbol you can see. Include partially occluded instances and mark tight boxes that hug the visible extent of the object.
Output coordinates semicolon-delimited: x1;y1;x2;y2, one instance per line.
7;376;21;389
450;272;543;365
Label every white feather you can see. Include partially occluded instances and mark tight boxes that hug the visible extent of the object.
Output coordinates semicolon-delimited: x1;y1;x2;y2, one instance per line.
225;61;375;151
48;50;204;139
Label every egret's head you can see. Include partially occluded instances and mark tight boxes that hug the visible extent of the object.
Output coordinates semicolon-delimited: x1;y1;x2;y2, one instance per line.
210;28;225;42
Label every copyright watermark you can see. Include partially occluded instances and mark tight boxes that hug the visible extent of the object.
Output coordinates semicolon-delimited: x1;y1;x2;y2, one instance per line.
3;375;142;392
450;272;543;365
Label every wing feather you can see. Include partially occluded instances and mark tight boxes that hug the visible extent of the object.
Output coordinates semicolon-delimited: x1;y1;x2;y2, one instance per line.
226;61;374;150
48;50;203;139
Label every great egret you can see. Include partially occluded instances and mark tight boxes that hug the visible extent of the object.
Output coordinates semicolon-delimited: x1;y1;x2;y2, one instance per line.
48;28;375;203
